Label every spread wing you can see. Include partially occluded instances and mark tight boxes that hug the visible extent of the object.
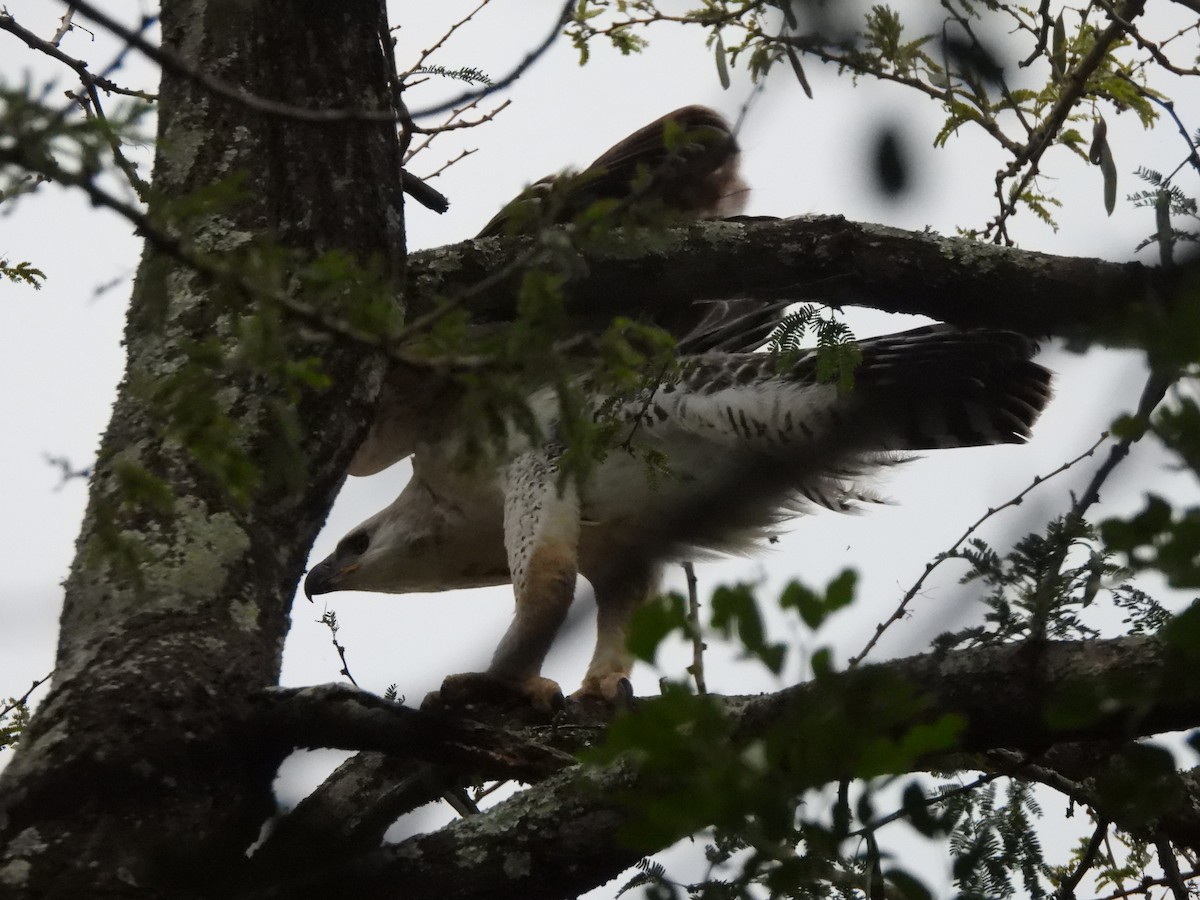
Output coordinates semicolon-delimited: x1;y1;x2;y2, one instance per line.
577;325;1052;562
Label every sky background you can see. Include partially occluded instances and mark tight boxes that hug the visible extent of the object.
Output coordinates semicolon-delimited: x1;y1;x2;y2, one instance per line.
3;1;1199;895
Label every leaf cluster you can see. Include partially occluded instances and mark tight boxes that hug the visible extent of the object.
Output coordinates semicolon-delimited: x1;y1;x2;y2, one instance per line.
567;1;1178;236
767;306;861;392
932;516;1168;650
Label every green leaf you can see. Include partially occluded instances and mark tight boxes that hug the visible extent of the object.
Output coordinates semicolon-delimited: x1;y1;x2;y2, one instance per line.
627;592;688;664
779;570;857;629
1100;141;1118;216
885;867;935;900
714;30;730;89
1094;743;1183;826
1050;13;1067;81
710;583;787;674
0;259;46;289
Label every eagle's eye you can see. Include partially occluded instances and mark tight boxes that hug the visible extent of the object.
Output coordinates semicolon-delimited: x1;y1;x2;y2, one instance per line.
338;531;370;558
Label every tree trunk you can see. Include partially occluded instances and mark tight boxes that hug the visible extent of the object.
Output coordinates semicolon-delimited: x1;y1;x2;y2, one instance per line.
0;2;402;895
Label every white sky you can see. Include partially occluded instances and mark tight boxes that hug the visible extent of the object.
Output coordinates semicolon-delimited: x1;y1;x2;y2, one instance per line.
2;1;1199;896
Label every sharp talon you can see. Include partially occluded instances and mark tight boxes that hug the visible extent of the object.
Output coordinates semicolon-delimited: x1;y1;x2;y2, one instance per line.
571;672;636;705
615;677;634;707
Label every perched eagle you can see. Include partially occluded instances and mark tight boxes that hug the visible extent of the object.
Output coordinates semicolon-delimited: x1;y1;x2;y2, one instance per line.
306;324;1052;709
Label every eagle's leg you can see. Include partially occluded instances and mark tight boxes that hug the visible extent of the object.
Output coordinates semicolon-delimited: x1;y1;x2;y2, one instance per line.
443;448;581;712
575;566;661;703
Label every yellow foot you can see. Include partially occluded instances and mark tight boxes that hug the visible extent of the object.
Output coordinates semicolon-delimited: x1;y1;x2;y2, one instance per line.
427;671;566;714
572;672;635;707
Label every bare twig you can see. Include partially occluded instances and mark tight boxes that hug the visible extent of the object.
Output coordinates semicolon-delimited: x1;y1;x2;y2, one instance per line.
318;611;359;688
72;83;151;201
849;432;1109;668
682;562;707;695
50;4;76;47
404;96;486;163
0;672;54;721
419;147;478;182
0;10;155;100
1116;72;1200;179
1096;0;1200;77
44;453;92;489
396;0;495;84
850;770;1006;837
1056;818;1110;900
409;99;511;135
408;0;577;119
1085;868;1200;900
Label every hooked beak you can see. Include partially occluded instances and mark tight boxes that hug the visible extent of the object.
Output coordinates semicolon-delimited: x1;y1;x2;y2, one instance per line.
303;557;336;602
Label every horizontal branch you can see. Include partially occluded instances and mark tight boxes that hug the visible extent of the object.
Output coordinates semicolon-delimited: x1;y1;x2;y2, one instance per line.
250;635;1200;898
255;684;574;782
407;215;1180;342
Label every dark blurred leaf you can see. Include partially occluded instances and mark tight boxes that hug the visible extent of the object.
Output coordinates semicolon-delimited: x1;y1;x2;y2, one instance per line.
874;128;909;196
714;31;730;89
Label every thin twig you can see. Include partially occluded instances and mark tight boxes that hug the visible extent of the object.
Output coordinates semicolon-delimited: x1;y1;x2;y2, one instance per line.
1055;818;1110;900
419;147;478;182
1116;72;1200;178
403;97;486;163
850;770;1006;837
849;432;1110;668
0;10;155;100
1084;868;1200;900
982;0;1143;243
1095;0;1200;76
396;0;495;84
50;4;76;47
319;611;359;688
408;0;577;119
76;83;151;201
409;100;511;135
0;671;54;721
682;562;707;695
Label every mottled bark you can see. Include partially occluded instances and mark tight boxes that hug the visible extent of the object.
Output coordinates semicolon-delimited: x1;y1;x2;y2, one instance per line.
242;636;1200;898
0;1;403;896
3;4;1199;899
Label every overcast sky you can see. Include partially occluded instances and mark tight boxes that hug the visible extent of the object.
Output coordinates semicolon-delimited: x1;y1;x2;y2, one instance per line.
3;1;1199;895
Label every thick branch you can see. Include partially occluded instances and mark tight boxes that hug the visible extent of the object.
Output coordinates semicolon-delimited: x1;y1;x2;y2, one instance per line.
256;684;573;781
249;635;1200;898
408;215;1178;342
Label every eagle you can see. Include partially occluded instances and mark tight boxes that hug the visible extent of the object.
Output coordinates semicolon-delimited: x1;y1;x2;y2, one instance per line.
306;327;1051;709
304;107;1053;709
